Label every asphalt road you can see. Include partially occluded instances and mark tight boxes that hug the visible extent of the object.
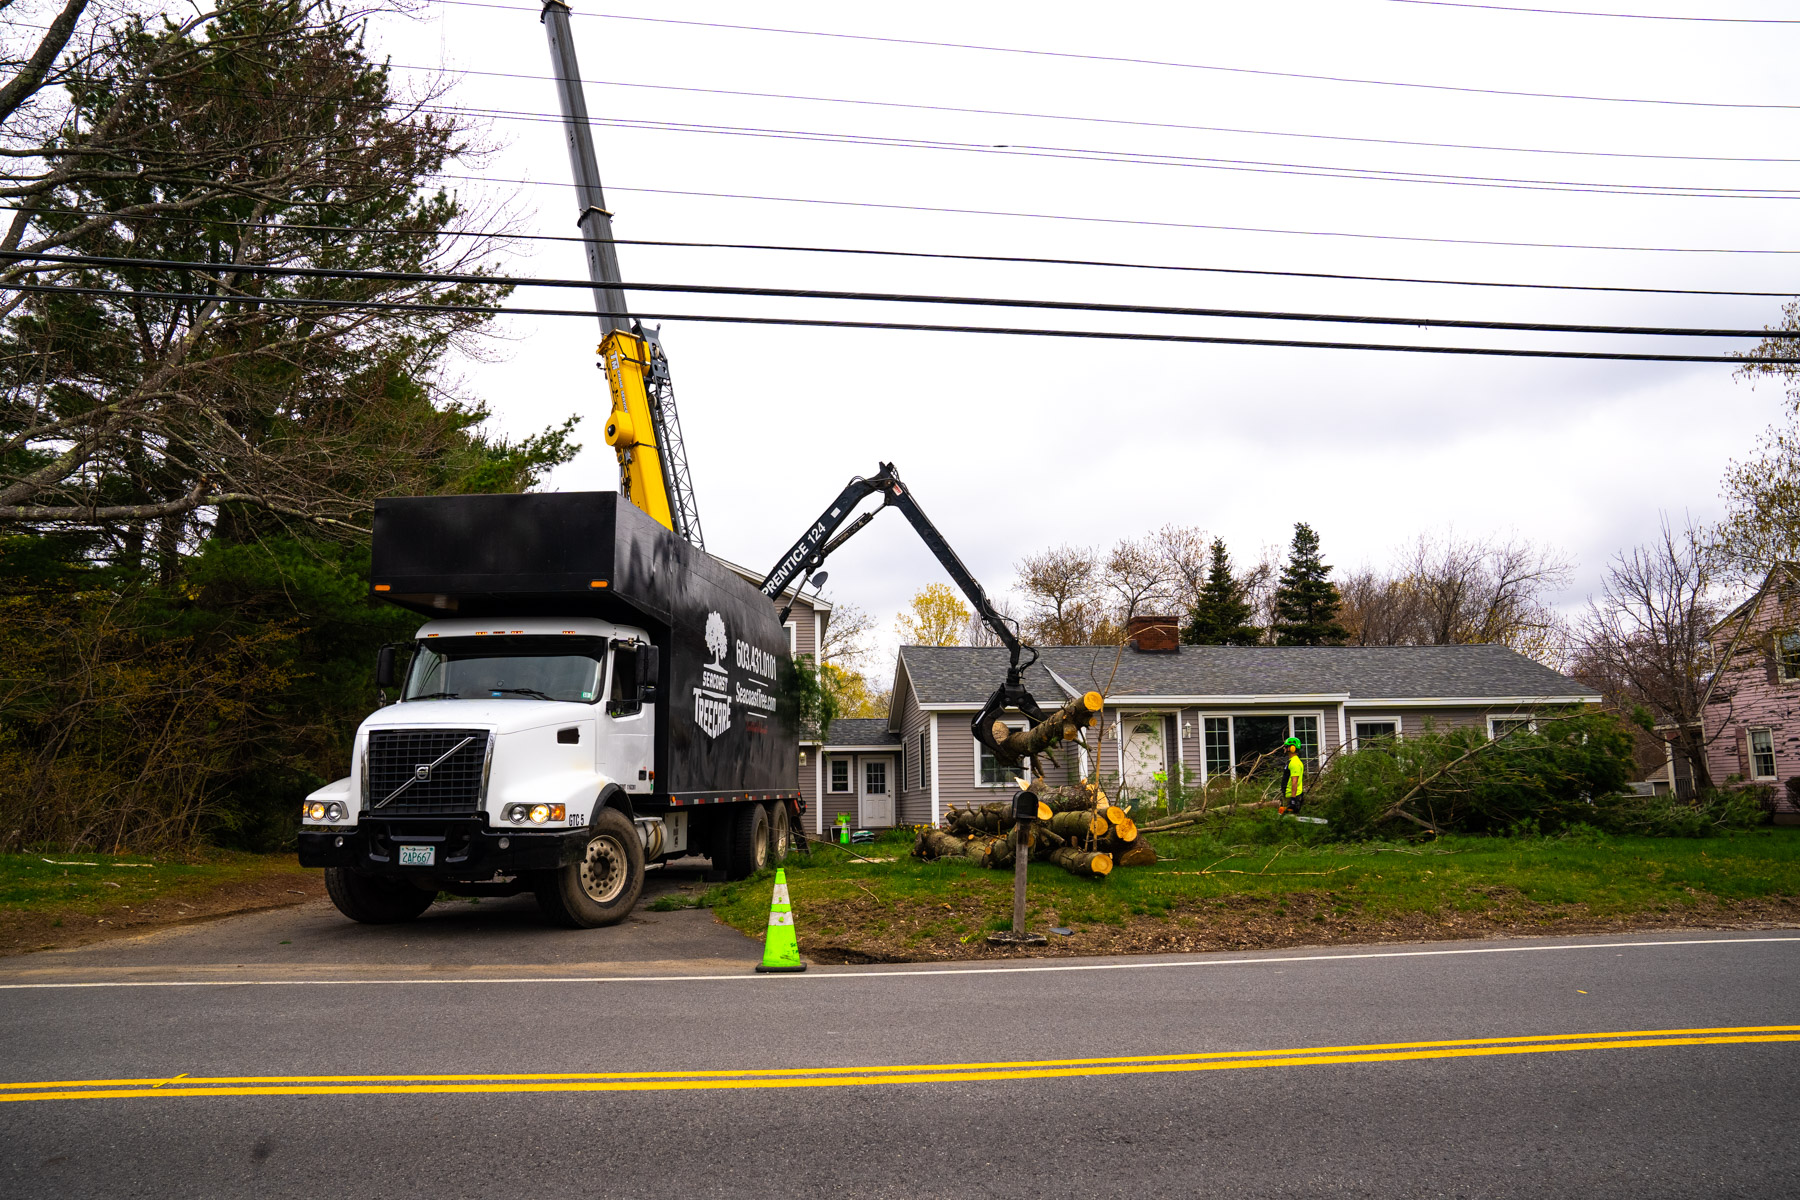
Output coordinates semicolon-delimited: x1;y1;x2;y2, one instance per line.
1;888;1796;1199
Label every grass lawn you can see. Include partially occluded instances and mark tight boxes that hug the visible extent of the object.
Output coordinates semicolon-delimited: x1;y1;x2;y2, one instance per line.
0;850;318;955
691;823;1800;962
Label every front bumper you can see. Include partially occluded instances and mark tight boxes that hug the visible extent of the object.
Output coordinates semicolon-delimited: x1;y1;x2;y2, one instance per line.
298;818;590;880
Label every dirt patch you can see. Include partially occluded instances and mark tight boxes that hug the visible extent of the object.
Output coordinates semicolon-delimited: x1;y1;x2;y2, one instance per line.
798;891;1800;964
0;864;325;957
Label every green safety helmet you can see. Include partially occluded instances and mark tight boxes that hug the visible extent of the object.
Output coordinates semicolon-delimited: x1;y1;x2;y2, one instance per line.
1283;737;1301;748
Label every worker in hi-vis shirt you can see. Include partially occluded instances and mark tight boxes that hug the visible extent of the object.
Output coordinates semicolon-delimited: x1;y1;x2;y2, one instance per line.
1279;736;1305;814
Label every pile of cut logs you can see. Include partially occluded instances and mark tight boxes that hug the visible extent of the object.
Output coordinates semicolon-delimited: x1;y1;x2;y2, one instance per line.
913;778;1158;880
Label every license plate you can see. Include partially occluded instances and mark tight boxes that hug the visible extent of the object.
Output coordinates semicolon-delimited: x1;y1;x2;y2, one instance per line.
398;845;435;867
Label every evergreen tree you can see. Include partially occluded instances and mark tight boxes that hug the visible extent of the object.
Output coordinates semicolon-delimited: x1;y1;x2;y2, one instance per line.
1183;538;1261;645
1272;523;1348;645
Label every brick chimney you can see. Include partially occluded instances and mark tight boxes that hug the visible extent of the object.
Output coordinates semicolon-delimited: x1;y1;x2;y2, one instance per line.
1126;614;1181;654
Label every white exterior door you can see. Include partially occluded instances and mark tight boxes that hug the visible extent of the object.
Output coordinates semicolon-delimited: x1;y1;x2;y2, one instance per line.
1121;716;1164;797
859;756;894;827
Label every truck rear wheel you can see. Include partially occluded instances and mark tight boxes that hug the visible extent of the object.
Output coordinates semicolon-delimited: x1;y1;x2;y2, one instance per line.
535;807;644;928
324;868;435;924
768;801;792;865
726;803;771;881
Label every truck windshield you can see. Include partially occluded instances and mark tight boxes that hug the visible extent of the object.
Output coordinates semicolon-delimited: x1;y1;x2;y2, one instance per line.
403;636;607;703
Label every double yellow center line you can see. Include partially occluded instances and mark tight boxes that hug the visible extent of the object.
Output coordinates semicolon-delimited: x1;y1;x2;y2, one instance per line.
4;1025;1795;1103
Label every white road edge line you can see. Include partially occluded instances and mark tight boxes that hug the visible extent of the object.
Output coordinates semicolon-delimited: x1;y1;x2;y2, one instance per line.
1;935;1795;989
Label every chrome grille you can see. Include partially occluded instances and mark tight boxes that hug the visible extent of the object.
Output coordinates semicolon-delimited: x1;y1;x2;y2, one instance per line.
367;728;489;815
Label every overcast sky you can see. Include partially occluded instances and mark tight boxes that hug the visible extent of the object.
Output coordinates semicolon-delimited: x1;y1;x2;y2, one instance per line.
369;0;1798;665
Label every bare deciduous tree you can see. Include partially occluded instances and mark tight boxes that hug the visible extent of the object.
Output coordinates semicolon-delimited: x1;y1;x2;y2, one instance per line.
1015;543;1105;644
1570;518;1724;790
816;600;874;668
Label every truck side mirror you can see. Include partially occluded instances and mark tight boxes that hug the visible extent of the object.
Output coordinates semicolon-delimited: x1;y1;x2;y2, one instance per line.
375;645;396;689
639;645;660;703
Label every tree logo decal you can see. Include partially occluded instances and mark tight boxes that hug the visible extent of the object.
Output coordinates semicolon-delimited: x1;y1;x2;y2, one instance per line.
704;611;728;668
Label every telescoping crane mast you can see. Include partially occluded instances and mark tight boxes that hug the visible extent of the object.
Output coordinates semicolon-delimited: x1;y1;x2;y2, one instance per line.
540;0;704;547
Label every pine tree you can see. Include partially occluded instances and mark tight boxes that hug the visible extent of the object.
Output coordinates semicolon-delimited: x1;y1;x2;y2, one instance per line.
1183;539;1261;646
1272;523;1347;645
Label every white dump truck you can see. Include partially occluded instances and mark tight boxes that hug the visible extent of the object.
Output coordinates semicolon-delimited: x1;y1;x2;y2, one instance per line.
298;491;803;928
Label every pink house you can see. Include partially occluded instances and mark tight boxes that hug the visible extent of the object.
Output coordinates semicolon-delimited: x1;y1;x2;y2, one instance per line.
1702;564;1800;822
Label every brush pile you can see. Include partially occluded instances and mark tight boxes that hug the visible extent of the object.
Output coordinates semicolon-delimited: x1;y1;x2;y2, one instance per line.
912;779;1158;880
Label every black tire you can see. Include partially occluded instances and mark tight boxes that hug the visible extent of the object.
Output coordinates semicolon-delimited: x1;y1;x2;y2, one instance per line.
534;808;645;929
324;868;435;924
726;802;771;881
768;801;792;865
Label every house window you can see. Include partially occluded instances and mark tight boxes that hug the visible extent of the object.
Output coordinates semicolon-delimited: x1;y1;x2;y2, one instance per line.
864;759;888;795
784;621;798;656
1489;716;1534;740
1353;719;1398;746
829;759;851;793
1779;632;1800;682
1749;727;1777;779
977;723;1026;786
918;729;931;788
1203;717;1231;779
1291;716;1320;768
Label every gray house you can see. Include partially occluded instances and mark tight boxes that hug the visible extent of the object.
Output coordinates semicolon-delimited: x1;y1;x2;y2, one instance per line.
807;632;1599;835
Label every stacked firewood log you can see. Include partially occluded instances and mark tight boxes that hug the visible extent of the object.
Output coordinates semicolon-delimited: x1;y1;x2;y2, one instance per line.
913;777;1158;880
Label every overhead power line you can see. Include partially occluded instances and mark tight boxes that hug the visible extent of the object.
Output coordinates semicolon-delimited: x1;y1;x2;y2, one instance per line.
1379;1;1800;22
2;250;1781;339
372;62;1800;166
4;278;1791;364
396;108;1800;200
9;204;1795;297
14;201;1800;267
585;185;1800;257
422;1;1800;112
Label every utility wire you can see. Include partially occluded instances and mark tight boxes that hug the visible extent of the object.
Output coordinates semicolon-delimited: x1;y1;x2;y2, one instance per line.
1378;1;1800;22
8;204;1796;297
395;108;1800;200
20;76;1791;199
422;1;1800;112
371;62;1800;166
18;184;1800;260
4;279;1791;363
4;250;1778;339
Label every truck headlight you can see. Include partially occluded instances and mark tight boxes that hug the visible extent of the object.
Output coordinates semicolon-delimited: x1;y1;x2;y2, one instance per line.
306;802;326;820
506;804;564;824
304;802;346;822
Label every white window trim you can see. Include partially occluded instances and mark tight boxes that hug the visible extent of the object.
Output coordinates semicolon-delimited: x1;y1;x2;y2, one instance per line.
1748;726;1778;780
974;721;1028;787
1350;715;1405;750
784;620;798;656
928;714;941;825
1487;714;1537;740
827;756;853;794
1192;711;1328;781
1778;632;1800;682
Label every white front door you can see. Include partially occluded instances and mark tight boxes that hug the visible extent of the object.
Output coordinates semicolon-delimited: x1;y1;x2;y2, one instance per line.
859;756;894;827
1121;716;1164;797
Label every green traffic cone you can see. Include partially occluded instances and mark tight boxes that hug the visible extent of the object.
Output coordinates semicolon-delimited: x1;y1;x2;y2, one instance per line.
754;867;807;973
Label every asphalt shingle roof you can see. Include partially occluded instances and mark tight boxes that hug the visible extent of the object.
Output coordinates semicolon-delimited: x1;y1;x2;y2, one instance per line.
896;644;1598;708
821;717;900;747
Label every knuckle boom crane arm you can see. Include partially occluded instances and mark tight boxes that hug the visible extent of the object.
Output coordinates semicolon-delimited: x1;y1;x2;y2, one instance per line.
761;463;1051;767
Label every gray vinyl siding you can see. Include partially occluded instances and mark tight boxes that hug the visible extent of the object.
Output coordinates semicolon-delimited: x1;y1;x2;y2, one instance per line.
787;596;819;659
897;704;932;826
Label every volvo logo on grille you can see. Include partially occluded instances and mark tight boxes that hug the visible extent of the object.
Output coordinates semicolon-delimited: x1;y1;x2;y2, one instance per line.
372;734;476;808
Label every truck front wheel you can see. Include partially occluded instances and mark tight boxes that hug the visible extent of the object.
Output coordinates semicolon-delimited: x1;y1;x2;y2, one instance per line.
535;807;644;928
324;868;435;924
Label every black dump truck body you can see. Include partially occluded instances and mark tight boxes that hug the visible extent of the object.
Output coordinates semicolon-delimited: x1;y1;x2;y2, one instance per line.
370;491;798;805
